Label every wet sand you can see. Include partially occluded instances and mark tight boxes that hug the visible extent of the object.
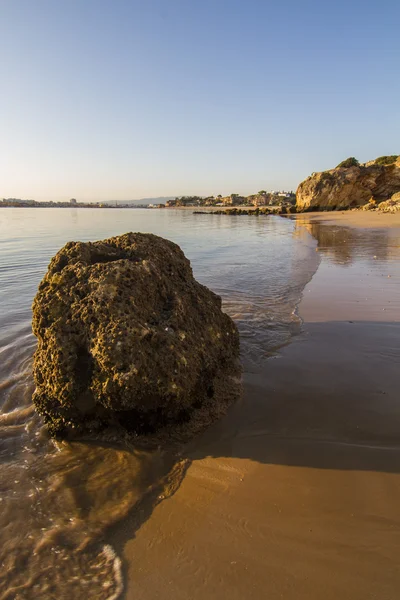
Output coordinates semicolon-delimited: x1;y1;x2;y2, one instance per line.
296;210;400;229
118;213;400;600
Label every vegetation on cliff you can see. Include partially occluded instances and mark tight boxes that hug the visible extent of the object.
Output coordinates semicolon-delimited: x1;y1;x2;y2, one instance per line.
374;155;399;166
336;157;360;169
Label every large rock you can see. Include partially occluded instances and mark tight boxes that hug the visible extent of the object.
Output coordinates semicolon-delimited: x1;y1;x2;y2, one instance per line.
296;155;400;211
32;233;239;437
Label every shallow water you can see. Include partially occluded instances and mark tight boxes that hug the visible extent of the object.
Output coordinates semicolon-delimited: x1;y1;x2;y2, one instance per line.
0;208;319;599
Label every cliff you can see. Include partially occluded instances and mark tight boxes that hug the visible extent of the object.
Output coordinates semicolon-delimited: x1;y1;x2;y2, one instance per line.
296;155;400;211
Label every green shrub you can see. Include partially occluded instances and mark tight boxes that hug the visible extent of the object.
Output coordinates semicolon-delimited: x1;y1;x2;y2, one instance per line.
374;155;399;166
336;157;360;168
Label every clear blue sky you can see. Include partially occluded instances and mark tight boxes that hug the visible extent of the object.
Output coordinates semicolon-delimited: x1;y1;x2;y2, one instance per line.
1;0;399;201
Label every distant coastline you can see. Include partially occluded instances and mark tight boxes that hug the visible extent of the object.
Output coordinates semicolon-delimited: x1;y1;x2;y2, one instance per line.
0;198;150;209
1;190;295;211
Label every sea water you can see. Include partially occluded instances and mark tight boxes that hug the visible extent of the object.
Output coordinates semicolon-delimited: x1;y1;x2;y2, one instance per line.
0;208;319;599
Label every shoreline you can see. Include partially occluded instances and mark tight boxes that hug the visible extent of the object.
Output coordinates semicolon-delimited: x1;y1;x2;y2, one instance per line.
116;211;400;600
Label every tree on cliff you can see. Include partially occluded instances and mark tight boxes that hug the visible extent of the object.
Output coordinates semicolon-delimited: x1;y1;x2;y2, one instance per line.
336;157;360;168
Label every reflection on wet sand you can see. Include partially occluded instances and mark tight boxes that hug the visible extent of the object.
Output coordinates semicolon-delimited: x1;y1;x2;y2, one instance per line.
295;216;400;266
297;220;400;265
294;218;400;324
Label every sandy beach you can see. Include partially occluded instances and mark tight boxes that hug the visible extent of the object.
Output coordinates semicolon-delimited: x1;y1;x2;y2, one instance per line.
115;211;400;600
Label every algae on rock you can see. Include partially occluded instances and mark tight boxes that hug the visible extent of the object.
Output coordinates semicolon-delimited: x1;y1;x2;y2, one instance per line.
32;233;240;437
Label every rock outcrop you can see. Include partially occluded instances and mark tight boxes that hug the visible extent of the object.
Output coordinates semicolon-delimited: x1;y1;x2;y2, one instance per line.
296;155;400;211
32;233;240;437
376;192;400;213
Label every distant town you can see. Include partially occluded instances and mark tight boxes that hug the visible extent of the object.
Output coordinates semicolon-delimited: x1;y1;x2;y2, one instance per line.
161;191;295;208
1;191;295;209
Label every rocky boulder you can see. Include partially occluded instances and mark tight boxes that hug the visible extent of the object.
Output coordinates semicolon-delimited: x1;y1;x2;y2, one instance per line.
377;191;400;213
296;155;400;211
32;233;240;437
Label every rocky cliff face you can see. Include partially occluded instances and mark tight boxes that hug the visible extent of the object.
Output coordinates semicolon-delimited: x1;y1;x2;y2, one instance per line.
296;156;400;211
32;233;240;438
